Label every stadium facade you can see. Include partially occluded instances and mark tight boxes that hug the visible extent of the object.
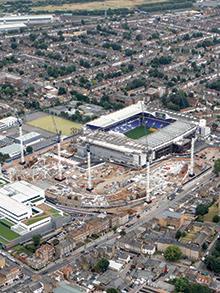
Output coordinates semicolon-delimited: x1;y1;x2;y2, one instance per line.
77;101;209;167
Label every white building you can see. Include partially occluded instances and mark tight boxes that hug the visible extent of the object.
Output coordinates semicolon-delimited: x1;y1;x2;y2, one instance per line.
0;23;26;33
0;192;32;222
15;131;43;147
0;15;54;25
1;180;45;206
0;181;45;223
0;116;17;131
0;143;21;159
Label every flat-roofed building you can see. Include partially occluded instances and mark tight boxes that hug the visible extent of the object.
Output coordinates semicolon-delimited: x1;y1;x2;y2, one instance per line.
0;23;26;33
14;131;43;147
0;15;54;24
0;181;45;223
0;180;45;206
0;116;17;131
0;143;21;159
0;192;32;222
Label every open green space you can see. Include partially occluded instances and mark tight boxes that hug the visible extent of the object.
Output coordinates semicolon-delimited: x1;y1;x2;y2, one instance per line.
125;125;154;140
13;244;34;256
27;115;82;136
181;231;195;244
32;0;169;12
0;223;19;241
203;204;219;222
48;207;61;218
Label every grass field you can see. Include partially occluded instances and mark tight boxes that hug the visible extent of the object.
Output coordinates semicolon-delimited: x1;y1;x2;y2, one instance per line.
0;222;19;241
203;204;219;222
27;115;82;136
125;125;154;140
33;0;168;12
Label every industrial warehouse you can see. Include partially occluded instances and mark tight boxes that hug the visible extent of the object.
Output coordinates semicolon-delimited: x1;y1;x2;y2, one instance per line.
77;101;210;167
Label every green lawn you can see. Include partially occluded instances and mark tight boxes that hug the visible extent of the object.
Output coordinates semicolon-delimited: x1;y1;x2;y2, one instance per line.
25;214;49;226
125;125;153;140
0;223;19;241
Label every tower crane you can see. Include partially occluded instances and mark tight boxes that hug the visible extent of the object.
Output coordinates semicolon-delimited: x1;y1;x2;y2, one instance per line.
16;115;25;165
52;116;64;181
141;98;152;203
86;143;93;191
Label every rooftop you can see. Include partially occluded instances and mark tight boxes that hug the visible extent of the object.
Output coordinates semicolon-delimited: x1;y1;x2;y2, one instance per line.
0;180;44;204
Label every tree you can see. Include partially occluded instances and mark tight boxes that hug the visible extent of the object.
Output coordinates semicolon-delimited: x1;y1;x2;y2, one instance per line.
196;204;209;216
174;277;212;293
107;289;120;293
125;48;133;57
11;42;17;50
32;235;41;248
202;242;208;251
94;258;109;273
205;255;220;273
0;152;9;164
175;230;182;240
213;215;220;223
120;229;126;236
164;245;182;261
136;34;143;41
58;87;67;95
174;277;189;292
190;283;212;293
26;146;33;154
214;159;220;176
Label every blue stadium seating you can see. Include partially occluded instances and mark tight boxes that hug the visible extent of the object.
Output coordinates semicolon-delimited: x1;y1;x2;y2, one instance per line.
87;112;175;135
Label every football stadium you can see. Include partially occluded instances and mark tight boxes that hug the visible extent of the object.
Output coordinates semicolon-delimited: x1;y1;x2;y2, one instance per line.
77;101;207;167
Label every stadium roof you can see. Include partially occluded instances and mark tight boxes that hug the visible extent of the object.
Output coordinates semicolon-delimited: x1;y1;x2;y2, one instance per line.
87;101;144;128
80;131;147;154
139;120;196;149
87;101;198;129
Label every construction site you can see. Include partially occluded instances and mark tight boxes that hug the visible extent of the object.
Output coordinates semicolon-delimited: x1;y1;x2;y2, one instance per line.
3;129;218;212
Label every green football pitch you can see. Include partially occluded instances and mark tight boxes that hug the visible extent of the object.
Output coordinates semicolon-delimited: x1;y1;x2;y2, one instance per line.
125;125;153;140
